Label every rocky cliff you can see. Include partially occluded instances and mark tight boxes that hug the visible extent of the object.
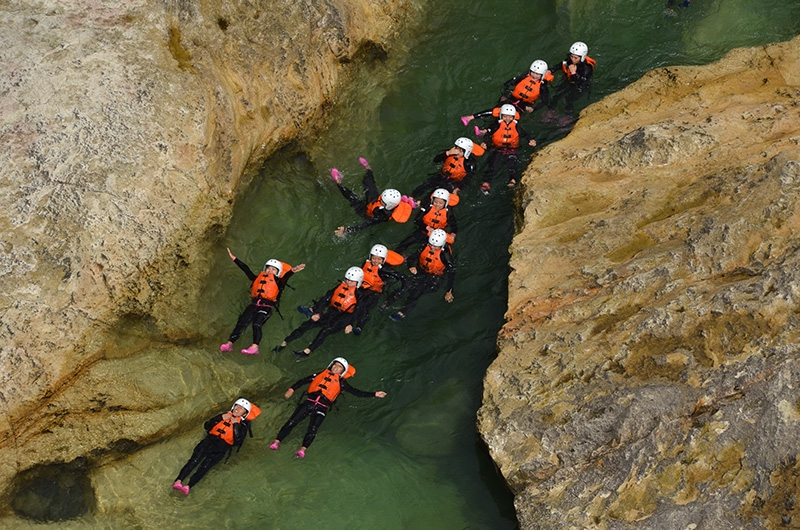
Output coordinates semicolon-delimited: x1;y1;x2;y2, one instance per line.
479;36;800;528
0;0;419;506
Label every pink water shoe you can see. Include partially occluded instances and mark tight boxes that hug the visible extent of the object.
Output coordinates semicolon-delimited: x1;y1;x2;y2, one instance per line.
330;168;343;183
460;115;472;126
358;157;370;169
241;346;259;355
219;343;232;352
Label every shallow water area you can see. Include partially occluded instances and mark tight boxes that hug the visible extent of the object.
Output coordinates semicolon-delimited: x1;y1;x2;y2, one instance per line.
2;0;798;528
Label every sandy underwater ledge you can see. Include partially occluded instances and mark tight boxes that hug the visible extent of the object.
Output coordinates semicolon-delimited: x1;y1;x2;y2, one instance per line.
0;0;423;510
478;35;800;529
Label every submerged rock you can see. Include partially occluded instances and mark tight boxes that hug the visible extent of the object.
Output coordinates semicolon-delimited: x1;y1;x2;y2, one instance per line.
479;36;800;528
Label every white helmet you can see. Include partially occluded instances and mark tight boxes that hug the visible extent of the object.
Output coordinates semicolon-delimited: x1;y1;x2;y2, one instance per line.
328;357;349;375
569;41;588;60
232;398;252;415
428;228;448;248
454;137;474;159
369;244;388;259
431;188;450;204
345;266;365;288
264;258;283;277
381;189;402;210
500;104;517;117
530;60;548;76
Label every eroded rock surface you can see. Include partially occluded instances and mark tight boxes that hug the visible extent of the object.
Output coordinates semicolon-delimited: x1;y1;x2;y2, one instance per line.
479;36;800;528
0;0;418;502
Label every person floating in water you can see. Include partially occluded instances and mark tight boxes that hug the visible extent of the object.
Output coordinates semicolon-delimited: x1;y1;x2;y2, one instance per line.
382;228;455;322
356;244;407;332
396;188;458;255
549;41;596;118
172;398;261;495
219;247;305;355
411;137;484;200
332;157;414;237
268;357;386;458
274;267;366;359
498;59;554;114
470;104;537;192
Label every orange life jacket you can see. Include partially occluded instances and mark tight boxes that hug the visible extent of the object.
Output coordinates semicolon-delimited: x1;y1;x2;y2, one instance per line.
510;71;554;104
366;199;413;223
440;154;467;182
422;205;450;230
208;416;242;446
330;282;358;313
491;120;520;149
361;261;384;293
250;272;280;302
308;365;356;403
562;56;596;81
418;245;446;276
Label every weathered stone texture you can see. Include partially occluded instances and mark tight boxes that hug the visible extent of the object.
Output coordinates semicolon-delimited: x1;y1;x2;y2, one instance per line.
0;0;418;500
479;36;800;528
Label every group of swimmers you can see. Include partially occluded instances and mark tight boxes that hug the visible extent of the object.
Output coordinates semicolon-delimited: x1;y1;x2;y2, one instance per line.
172;41;595;495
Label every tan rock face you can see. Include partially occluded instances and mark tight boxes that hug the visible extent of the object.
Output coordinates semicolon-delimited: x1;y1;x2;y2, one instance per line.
479;36;800;528
0;0;419;501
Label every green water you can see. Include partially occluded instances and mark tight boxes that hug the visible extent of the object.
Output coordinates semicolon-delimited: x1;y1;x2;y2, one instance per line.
5;0;799;529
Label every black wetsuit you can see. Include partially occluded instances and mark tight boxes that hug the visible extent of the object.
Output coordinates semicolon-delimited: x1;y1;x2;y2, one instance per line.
384;243;456;317
412;151;477;198
395;201;458;254
337;168;393;234
282;284;367;352
499;72;552;112
175;414;249;488
274;374;377;448
356;264;407;329
226;259;294;346
550;55;594;113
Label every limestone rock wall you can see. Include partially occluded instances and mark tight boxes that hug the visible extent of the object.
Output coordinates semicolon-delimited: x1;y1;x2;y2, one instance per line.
479;36;800;528
0;0;419;499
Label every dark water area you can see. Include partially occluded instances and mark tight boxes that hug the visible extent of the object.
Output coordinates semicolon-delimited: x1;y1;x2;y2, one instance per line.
5;0;797;529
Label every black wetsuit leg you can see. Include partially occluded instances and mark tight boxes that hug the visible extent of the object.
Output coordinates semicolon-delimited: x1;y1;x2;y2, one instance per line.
275;400;314;442
283;318;323;345
362;168;379;203
482;151;503;184
302;407;328;448
337;183;366;214
397;274;442;316
228;305;257;343
395;231;428;254
176;437;229;487
250;305;273;345
306;311;352;352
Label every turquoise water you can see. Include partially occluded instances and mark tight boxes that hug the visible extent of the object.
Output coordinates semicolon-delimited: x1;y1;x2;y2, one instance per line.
5;0;798;528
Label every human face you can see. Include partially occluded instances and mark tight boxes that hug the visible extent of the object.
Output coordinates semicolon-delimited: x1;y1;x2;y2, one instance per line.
530;72;542;81
330;362;345;374
345;279;358;287
501;114;514;123
231;404;247;417
265;266;279;276
569;53;581;64
432;198;446;210
370;254;385;266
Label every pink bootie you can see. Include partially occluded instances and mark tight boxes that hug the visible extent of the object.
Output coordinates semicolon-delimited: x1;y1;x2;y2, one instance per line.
460;115;472;126
330;168;342;183
241;346;259;355
295;448;306;459
269;441;280;450
219;343;232;352
474;125;484;137
358;157;370;169
173;481;190;495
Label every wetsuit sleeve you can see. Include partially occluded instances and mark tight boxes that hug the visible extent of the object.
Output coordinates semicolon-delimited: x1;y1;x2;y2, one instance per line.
442;248;456;292
344;208;392;234
340;379;380;398
501;74;526;97
381;266;407;291
413;206;429;231
473;108;497;120
534;82;551;110
312;287;336;314
203;414;225;432
517;123;533;144
408;246;424;271
278;269;295;289
234;259;258;283
447;207;458;234
289;374;316;392
432;151;448;163
573;62;593;92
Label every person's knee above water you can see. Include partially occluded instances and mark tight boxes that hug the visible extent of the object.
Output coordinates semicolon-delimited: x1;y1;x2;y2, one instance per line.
331;157;414;237
219;247;306;355
274;266;366;358
172;398;261;495
268;357;387;458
